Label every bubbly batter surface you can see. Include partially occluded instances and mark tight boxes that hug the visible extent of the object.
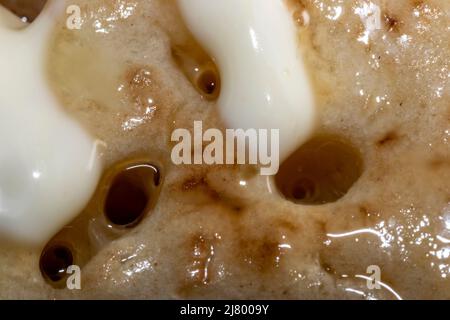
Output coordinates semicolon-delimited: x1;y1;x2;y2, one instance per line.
0;0;449;299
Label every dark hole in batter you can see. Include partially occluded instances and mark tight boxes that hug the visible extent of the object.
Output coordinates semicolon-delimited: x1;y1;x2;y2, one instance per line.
172;44;221;101
104;163;160;227
39;244;73;284
275;134;363;205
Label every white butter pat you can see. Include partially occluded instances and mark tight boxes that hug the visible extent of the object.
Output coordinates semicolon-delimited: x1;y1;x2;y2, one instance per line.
0;1;101;245
177;0;316;161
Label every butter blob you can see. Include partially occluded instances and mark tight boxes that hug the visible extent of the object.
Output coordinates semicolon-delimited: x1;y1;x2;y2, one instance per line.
0;1;102;245
176;0;316;161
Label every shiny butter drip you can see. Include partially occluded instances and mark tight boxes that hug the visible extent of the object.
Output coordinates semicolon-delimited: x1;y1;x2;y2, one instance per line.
0;1;101;245
176;0;316;161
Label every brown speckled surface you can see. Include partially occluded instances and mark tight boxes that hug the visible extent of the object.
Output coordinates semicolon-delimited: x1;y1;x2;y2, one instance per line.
0;0;449;299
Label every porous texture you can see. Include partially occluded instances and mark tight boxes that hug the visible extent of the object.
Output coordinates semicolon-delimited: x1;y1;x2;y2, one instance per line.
0;0;449;299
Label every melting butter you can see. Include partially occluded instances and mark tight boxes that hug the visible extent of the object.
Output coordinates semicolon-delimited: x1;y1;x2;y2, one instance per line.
177;0;316;161
0;1;101;245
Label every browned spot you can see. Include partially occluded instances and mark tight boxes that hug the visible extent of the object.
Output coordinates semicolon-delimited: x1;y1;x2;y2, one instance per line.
239;236;282;274
275;219;301;233
411;0;424;8
124;66;160;112
383;14;402;32
376;131;399;147
359;205;370;215
357;204;381;225
235;219;298;275
315;220;328;235
319;254;336;275
428;157;450;170
181;174;245;213
182;175;220;200
182;176;204;190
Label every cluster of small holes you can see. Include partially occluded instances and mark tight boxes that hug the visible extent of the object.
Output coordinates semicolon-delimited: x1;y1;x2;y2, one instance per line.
40;161;162;287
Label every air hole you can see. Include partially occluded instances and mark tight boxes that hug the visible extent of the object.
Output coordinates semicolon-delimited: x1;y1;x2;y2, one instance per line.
275;135;363;205
104;163;160;227
291;177;316;201
172;44;221;101
39;244;73;285
196;68;220;99
0;0;47;22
